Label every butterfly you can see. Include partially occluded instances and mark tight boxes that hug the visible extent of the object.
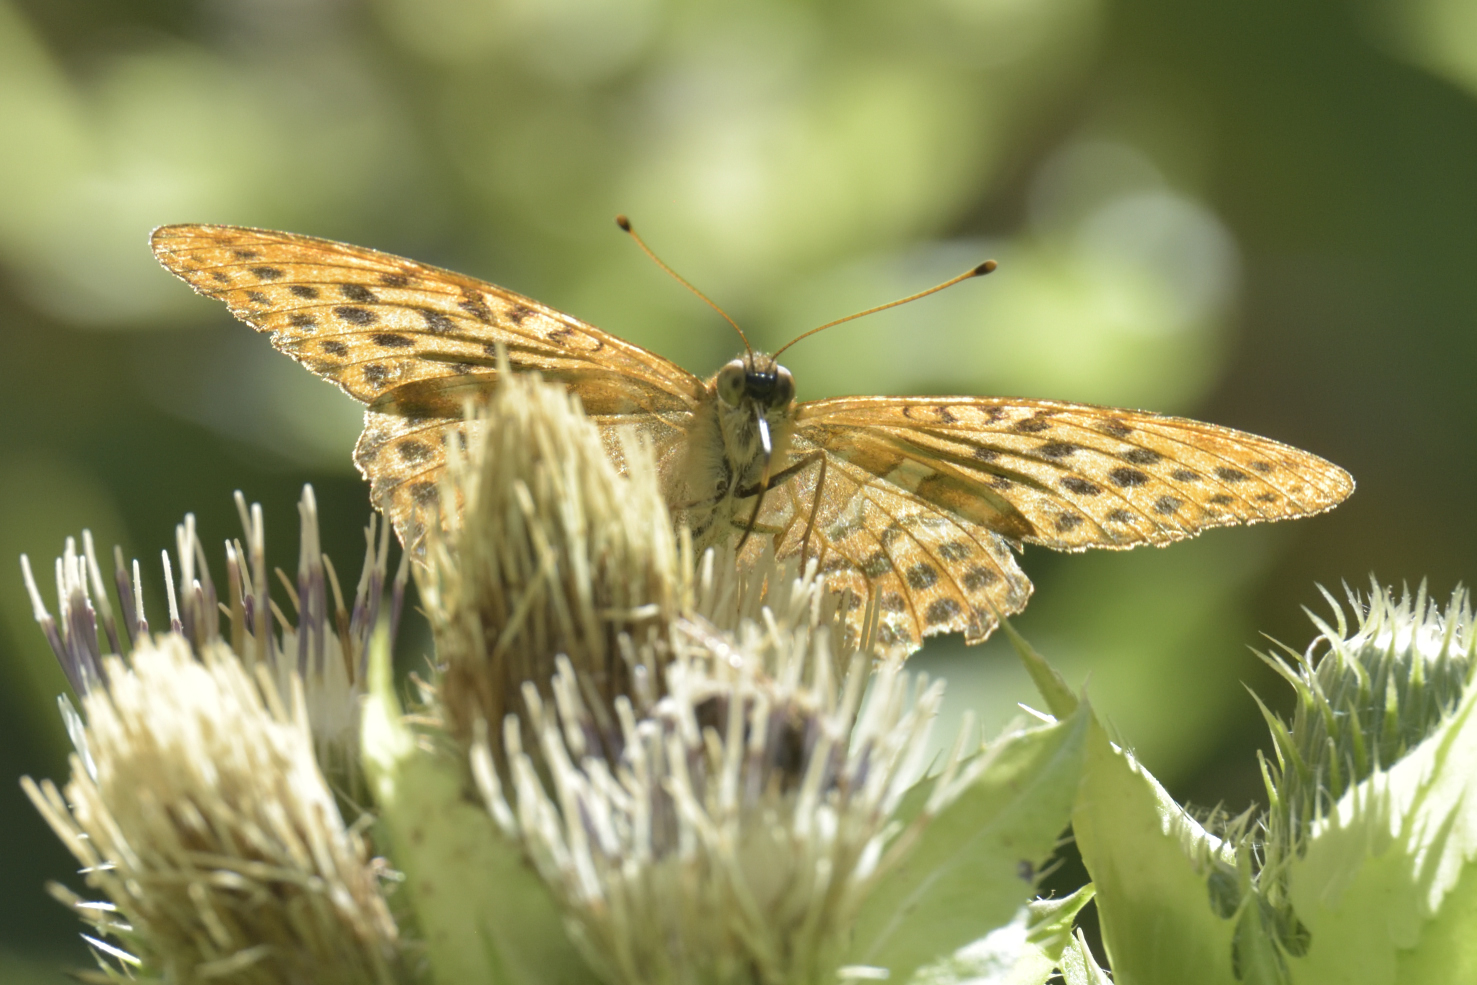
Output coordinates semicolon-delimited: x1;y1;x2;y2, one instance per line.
151;224;1353;655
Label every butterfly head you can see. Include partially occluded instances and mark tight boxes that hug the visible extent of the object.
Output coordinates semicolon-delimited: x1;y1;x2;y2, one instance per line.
711;354;797;493
715;354;795;413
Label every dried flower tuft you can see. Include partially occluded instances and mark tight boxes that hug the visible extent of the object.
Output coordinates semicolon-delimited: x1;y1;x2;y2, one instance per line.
21;484;408;782
415;362;682;762
22;633;403;984
414;365;964;985
476;566;944;985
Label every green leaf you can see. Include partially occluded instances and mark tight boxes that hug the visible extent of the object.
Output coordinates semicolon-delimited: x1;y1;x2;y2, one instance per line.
998;616;1078;720
1072;715;1241;984
848;705;1089;981
1058;929;1113;985
360;631;596;985
905;884;1096;985
1283;671;1477;984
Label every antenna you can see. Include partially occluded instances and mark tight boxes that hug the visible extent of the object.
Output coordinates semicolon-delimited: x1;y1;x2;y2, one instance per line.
771;259;997;360
617;215;752;356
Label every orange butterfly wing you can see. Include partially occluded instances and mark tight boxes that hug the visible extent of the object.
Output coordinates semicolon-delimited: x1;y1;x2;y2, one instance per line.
151;224;704;547
741;396;1351;652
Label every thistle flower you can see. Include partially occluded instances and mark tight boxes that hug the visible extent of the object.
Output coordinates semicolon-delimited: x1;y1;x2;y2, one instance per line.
22;633;403;984
19;485;411;981
414;357;681;765
367;368;1086;985
478;568;945;985
1234;581;1477;969
21;484;409;782
1257;581;1475;867
1069;580;1477;984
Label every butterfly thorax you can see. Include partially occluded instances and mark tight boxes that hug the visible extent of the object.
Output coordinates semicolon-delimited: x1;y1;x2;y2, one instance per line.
673;354;797;551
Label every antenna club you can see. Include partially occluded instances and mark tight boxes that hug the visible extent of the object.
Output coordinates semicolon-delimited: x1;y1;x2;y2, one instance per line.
615;215;632;232
974;259;998;276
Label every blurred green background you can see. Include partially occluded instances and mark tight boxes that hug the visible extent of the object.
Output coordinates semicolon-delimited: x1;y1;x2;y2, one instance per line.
2;0;1475;975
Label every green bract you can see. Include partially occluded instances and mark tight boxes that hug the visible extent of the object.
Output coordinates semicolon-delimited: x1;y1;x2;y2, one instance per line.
1063;585;1477;985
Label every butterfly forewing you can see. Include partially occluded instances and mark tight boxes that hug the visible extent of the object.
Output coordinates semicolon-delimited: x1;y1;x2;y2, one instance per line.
151;225;703;549
795;397;1353;550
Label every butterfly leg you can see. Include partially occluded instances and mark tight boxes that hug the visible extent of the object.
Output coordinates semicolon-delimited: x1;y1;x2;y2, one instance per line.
799;453;827;565
734;450;827;556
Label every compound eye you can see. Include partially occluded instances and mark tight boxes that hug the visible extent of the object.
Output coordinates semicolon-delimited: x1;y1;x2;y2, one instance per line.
716;360;746;407
772;365;795;406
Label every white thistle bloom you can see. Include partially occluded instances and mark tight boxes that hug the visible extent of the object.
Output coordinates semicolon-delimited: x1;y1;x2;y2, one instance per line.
22;634;403;984
479;571;948;985
416;367;989;985
21;484;409;781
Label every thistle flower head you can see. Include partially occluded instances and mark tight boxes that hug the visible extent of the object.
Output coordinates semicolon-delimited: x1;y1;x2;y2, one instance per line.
21;484;409;782
1258;580;1475;861
475;564;945;985
1209;579;1477;967
410;368;980;985
22;634;402;983
415;361;685;767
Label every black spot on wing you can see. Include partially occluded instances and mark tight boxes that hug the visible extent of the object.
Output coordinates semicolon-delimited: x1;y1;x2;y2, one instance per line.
1013;413;1053;433
1037;441;1077;460
289;284;320;299
905;563;938;590
336;306;376;325
926;598;961;625
1061;477;1101;496
861;552;891;578
341;284;377;303
1109;467;1150;488
250;266;284;280
459;293;493;323
397;440;433;463
418;308;455;333
938;541;971;561
962;567;998;590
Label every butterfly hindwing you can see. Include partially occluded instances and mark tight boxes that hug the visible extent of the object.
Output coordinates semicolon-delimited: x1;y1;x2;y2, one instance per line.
740;432;1033;653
